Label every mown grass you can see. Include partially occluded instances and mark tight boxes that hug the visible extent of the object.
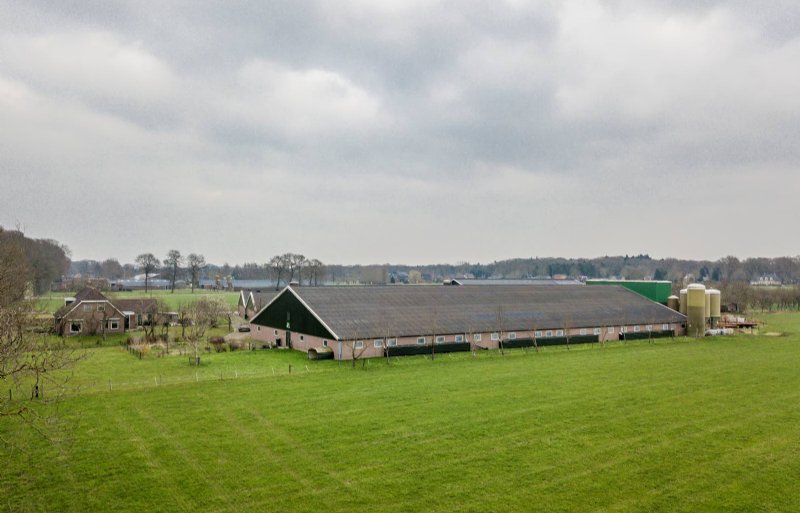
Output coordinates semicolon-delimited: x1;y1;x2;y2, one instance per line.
2;314;800;512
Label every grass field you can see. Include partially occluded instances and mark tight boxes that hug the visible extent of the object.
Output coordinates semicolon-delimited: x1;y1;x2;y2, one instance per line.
2;314;800;512
36;290;241;313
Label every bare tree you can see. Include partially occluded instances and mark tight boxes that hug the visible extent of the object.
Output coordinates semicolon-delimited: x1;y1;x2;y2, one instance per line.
1;234;82;442
496;305;506;356
307;259;325;286
294;254;308;286
163;250;183;293
268;255;288;290
182;298;224;366
135;253;160;293
186;253;206;293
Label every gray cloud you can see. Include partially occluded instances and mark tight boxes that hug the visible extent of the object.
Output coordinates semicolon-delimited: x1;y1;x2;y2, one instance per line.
1;0;799;264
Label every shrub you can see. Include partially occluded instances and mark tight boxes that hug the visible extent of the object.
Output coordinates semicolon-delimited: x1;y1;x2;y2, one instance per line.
209;336;226;352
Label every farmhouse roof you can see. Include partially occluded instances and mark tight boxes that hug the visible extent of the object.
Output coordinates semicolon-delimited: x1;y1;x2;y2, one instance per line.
252;285;686;340
54;287;110;317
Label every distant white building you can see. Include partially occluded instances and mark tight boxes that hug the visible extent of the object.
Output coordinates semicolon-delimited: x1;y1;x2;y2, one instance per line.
751;274;782;286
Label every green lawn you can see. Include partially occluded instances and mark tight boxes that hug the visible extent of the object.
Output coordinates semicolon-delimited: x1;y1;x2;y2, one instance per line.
2;315;800;512
36;290;240;313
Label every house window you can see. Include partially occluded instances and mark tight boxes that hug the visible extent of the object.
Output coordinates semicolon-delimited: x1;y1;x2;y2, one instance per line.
580;328;587;336
374;339;384;348
534;331;542;337
83;304;92;312
416;337;426;345
593;328;601;335
556;329;564;336
546;330;552;337
387;338;397;347
473;334;482;342
354;340;364;349
97;305;105;312
454;334;464;343
322;340;328;347
662;324;670;330
257;326;261;331
508;332;516;339
300;335;305;341
435;336;445;344
107;320;119;330
634;326;640;332
608;327;615;333
70;321;82;333
491;333;499;341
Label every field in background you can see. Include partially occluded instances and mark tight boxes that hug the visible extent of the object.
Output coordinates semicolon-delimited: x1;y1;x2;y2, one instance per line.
37;290;241;312
2;313;799;512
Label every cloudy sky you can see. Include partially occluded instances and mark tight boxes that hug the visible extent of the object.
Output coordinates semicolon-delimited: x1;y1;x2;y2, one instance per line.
1;1;798;265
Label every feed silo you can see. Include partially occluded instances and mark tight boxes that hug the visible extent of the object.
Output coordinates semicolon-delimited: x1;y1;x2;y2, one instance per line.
687;283;706;337
709;289;721;327
667;295;680;311
679;289;687;315
705;290;712;321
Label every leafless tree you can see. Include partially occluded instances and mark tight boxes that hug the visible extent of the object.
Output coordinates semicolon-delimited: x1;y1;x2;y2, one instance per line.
182;298;223;366
135;253;159;293
496;305;506;356
293;254;308;286
163;250;183;293
186;253;206;293
268;254;289;290
307;259;326;286
1;235;83;443
563;313;573;351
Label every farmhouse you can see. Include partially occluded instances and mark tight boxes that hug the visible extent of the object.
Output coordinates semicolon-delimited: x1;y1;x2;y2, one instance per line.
54;287;158;336
248;285;687;360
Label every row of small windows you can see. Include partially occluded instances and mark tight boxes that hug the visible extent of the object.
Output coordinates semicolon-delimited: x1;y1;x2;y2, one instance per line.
261;324;673;346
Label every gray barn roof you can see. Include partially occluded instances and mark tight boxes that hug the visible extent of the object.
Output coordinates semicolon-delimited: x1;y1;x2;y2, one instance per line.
257;285;685;340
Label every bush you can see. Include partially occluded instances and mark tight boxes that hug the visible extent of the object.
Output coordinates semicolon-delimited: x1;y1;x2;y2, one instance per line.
229;340;244;352
209;336;226;352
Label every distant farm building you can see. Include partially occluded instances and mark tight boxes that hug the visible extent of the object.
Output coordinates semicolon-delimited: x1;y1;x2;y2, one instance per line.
54;287;158;336
237;290;280;319
248;285;686;360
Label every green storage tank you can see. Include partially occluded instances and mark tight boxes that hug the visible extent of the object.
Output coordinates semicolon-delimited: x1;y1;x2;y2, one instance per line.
586;280;673;304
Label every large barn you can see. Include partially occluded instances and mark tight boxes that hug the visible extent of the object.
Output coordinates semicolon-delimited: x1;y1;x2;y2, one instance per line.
248;285;687;360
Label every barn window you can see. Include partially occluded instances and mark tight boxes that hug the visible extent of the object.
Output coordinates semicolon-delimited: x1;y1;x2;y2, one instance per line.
474;334;482;342
546;330;552;337
633;326;640;332
387;338;397;347
593;328;601;335
490;333;499;341
662;324;670;330
608;327;615;333
508;332;516;339
373;339;383;348
322;340;328;347
580;328;587;336
621;326;628;333
70;321;82;333
454;334;464;343
534;331;542;337
300;335;305;341
556;330;564;336
107;320;119;330
354;340;364;349
435;336;446;344
646;325;652;331
416;337;426;345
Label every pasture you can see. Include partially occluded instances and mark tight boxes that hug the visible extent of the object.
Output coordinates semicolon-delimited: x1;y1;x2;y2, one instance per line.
2;313;799;512
37;289;241;312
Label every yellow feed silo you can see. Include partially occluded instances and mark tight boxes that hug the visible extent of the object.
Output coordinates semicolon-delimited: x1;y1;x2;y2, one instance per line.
679;289;687;315
705;290;712;321
709;289;721;327
687;283;706;337
667;295;680;311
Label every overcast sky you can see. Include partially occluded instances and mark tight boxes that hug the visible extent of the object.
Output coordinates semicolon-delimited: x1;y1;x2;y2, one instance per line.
1;1;799;265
